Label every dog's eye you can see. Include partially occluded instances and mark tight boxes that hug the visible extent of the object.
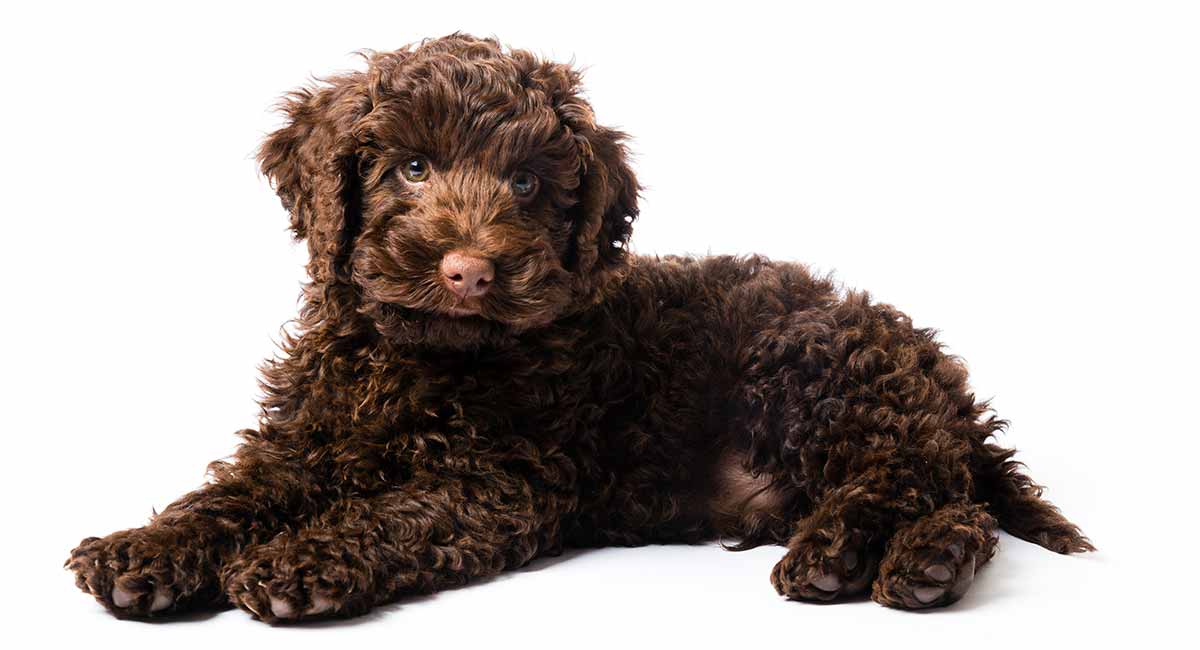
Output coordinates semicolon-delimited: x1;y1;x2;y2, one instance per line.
401;158;431;183
511;171;538;198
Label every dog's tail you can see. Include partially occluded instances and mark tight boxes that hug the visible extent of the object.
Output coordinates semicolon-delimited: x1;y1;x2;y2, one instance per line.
975;442;1095;554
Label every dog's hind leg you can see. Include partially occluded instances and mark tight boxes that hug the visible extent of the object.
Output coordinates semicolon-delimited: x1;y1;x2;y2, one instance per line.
767;454;938;602
769;443;982;604
871;501;998;609
769;482;884;601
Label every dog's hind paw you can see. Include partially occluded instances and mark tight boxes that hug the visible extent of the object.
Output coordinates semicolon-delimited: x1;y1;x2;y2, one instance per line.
772;529;879;602
873;541;979;608
870;503;998;609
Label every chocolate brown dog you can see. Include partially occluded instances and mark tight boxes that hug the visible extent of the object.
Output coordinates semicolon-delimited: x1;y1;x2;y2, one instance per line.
67;34;1092;621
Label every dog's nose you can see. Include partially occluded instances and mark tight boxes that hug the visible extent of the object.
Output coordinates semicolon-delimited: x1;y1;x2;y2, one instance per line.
440;251;495;299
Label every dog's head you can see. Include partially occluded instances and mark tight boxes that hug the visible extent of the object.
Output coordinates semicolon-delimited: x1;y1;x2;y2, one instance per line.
260;35;638;348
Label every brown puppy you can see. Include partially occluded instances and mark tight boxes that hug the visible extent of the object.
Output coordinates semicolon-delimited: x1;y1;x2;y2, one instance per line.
67;34;1092;622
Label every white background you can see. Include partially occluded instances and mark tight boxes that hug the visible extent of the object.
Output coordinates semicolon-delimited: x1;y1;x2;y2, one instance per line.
2;0;1196;646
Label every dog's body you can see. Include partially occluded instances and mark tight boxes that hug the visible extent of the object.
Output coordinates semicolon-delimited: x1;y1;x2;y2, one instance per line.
68;35;1091;621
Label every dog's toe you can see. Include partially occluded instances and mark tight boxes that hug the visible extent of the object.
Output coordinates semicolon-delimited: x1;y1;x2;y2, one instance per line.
111;583;173;611
111;585;135;609
923;563;953;582
913;586;946;604
269;596;297;619
149;587;174;612
306;594;335;616
810;572;842;593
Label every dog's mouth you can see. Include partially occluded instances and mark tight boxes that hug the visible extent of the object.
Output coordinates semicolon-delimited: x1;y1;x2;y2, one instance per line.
352;255;575;344
430;286;492;318
441;302;484;318
392;282;569;330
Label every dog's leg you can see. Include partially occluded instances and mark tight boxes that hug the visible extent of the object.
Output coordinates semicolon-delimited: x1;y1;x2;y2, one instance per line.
769;472;888;602
769;430;981;603
222;474;549;622
66;443;321;618
871;501;998;609
729;291;1015;604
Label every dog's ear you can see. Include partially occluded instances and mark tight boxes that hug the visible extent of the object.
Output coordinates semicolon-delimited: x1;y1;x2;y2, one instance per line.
259;71;372;283
553;89;640;302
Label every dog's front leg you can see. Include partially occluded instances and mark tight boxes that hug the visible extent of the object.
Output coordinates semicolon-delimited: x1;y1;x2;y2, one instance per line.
222;473;550;622
66;439;323;617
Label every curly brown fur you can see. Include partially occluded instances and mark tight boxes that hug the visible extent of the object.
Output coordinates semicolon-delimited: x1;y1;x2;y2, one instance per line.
67;34;1092;622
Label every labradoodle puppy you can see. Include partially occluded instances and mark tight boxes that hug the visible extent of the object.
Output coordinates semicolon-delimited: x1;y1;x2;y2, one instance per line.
67;34;1092;622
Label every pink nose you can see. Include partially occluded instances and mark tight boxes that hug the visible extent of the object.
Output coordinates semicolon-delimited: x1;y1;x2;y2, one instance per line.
440;251;495;299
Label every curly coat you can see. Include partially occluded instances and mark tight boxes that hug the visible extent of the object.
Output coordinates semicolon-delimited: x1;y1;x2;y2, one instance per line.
67;34;1092;622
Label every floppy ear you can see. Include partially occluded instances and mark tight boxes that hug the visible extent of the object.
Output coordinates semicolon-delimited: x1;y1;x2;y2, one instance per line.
560;104;640;302
258;71;372;283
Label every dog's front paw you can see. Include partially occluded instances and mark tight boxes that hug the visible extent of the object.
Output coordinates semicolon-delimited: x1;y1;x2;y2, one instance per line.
223;536;373;623
66;527;217;617
772;529;879;602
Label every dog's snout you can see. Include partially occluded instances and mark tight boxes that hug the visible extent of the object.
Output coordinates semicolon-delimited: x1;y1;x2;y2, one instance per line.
440;251;495;299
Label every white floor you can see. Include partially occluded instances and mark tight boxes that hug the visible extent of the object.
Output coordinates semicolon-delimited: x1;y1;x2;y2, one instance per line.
29;531;1160;648
7;1;1197;646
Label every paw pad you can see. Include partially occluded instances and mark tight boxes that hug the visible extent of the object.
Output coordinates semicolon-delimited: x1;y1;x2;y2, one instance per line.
875;547;978;609
112;584;174;612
